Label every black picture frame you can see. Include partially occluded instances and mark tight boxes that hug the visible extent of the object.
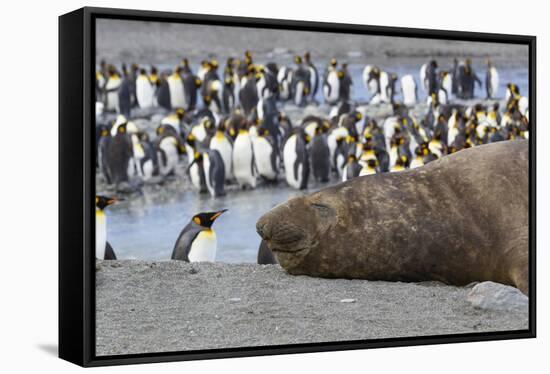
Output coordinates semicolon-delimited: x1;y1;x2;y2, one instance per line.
59;6;536;367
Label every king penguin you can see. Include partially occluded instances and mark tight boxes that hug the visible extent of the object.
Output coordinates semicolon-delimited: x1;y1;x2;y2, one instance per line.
171;209;228;262
400;74;417;106
323;58;340;105
310;124;331;183
252;126;279;182
232;123;257;189
202;149;226;197
485;59;499;99
135;68;155;109
209;122;234;181
167;66;187;109
282;129;310;190
95;195;120;260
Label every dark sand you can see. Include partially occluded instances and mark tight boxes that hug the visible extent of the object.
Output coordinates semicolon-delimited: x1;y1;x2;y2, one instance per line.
95;261;528;356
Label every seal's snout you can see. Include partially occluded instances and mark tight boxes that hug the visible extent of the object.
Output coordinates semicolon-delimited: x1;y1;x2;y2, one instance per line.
256;210;306;251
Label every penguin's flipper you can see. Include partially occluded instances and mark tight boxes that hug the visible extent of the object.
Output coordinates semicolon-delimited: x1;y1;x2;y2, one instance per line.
171;224;203;261
104;241;117;260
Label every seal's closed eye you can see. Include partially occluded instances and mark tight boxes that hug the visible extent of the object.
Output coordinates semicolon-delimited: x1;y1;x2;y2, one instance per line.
311;203;335;220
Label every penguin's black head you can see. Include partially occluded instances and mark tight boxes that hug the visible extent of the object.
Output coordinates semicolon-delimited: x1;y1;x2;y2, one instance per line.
294;55;302;64
304;51;311;62
367;158;378;168
192;209;228;228
176;108;186;119
117;123;127;134
96;195;121;210
330;58;337;67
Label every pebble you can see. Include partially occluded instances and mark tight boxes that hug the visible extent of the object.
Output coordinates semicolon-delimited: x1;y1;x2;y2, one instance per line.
340;298;357;303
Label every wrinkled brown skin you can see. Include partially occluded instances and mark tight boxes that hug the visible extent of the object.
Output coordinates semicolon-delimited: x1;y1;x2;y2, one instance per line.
256;140;529;295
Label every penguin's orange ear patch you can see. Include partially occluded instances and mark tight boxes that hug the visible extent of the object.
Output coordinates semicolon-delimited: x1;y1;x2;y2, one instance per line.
193;217;201;225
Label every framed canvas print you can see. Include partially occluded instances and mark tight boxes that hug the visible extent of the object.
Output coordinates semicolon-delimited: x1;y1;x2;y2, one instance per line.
59;7;536;367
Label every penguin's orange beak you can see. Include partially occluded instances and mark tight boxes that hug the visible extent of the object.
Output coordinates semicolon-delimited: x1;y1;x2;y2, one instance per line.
107;197;123;206
210;209;228;221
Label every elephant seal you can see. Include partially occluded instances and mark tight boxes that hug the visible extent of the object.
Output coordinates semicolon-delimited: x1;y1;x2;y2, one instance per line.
256;140;529;295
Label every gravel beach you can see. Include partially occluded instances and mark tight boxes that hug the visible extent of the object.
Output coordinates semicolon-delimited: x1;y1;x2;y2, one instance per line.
95;261;528;356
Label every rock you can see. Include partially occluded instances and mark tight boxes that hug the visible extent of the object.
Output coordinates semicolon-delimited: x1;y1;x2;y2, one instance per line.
466;281;528;312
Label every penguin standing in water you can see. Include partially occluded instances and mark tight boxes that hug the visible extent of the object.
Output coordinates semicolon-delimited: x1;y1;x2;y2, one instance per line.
202;149;226;197
171;209;228;262
304;52;319;102
95;195;120;260
310;124;331;183
283;129;310;190
485;59;499;99
252;126;279;182
323;58;340;105
232;122;257;189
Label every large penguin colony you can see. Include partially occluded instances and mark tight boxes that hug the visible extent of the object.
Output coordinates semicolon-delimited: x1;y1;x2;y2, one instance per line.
95;51;529;262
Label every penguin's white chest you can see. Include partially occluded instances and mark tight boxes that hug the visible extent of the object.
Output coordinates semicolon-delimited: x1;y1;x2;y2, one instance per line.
168;76;186;108
233;133;256;188
136;76;154;108
96;210;106;260
324;71;340;103
283;135;301;189
210;135;233;180
202;153;214;196
159;137;179;176
401;75;416;105
188;230;217;262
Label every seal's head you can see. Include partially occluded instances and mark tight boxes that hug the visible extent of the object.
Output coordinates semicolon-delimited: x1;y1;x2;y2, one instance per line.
256;195;337;272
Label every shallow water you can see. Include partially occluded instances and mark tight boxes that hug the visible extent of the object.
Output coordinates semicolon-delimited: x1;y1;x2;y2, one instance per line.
100;62;528;264
105;179;336;263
